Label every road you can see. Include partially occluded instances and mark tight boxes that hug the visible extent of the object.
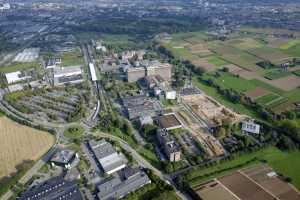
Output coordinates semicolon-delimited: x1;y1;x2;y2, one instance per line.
96;132;192;200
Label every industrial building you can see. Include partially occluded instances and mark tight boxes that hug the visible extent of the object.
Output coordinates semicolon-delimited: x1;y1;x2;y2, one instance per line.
5;71;31;84
97;167;151;200
126;61;172;83
158;113;183;131
53;66;83;86
88;140;127;175
18;176;83;200
157;129;181;162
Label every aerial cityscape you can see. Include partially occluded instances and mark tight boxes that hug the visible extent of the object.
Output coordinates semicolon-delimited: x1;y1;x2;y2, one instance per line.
0;0;300;200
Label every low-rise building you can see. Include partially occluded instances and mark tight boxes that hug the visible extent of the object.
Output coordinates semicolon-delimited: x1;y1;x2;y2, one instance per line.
88;140;127;175
157;129;181;162
46;58;61;69
53;66;83;86
5;71;31;84
126;60;172;83
139;115;153;125
50;148;79;169
18;176;83;200
242;120;261;134
157;113;182;131
97;167;151;200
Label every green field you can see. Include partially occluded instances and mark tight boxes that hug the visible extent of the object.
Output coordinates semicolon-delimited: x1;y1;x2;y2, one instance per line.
192;77;260;119
227;38;264;50
61;48;85;67
255;93;281;106
186;147;300;190
293;70;300;77
207;56;228;66
280;39;300;50
64;125;84;138
0;62;40;73
264;69;291;80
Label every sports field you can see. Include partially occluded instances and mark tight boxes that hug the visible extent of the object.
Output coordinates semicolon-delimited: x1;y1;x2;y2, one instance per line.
0;116;54;178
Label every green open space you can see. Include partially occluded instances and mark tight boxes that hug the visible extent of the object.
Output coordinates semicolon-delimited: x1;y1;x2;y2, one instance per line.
0;62;40;73
227;38;264;50
61;48;85;67
186;147;300;190
64;125;85;139
192;77;260;118
264;69;291;80
283;45;300;57
255;93;281;106
293;70;300;77
280;39;300;50
211;44;263;71
248;47;291;65
207;56;228;66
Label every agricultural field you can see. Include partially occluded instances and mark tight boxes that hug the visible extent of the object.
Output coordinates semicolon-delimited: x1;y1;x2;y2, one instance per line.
0;116;54;179
186;147;300;190
264;69;291;80
162;29;300;114
293;70;300;77
226;37;263;50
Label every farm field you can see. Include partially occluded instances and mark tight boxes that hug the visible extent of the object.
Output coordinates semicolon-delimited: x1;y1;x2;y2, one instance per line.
187;147;300;190
0;116;55;178
294;70;300;76
163;30;300;114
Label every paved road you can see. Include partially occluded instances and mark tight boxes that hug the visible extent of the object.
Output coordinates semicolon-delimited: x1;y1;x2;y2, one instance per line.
96;132;192;200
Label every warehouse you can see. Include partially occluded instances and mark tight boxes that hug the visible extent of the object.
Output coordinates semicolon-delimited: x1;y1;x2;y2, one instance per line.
53;66;83;86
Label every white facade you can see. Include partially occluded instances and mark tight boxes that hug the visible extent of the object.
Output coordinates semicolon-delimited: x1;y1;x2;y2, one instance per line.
89;63;97;81
165;90;177;100
0;3;10;10
5;71;31;84
242;121;260;134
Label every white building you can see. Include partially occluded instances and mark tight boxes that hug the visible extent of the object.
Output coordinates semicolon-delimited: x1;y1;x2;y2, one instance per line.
5;71;31;84
88;140;127;175
164;89;177;100
53;66;83;86
89;63;97;81
139;115;153;125
0;3;10;10
242;121;260;134
46;58;61;69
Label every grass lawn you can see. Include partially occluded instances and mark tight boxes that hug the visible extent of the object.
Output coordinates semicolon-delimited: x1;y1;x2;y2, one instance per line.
283;45;300;57
161;99;177;108
293;70;300;77
61;48;85;67
255;93;281;106
187;147;300;190
207;56;228;66
204;72;256;92
0;62;40;73
264;69;291;80
64;125;84;139
280;39;300;50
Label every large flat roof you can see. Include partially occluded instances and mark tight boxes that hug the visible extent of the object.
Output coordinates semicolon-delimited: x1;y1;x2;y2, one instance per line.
158;114;182;130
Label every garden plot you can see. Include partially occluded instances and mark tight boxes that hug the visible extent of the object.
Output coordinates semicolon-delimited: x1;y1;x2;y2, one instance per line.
248;47;292;65
227;37;263;50
267;75;300;91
